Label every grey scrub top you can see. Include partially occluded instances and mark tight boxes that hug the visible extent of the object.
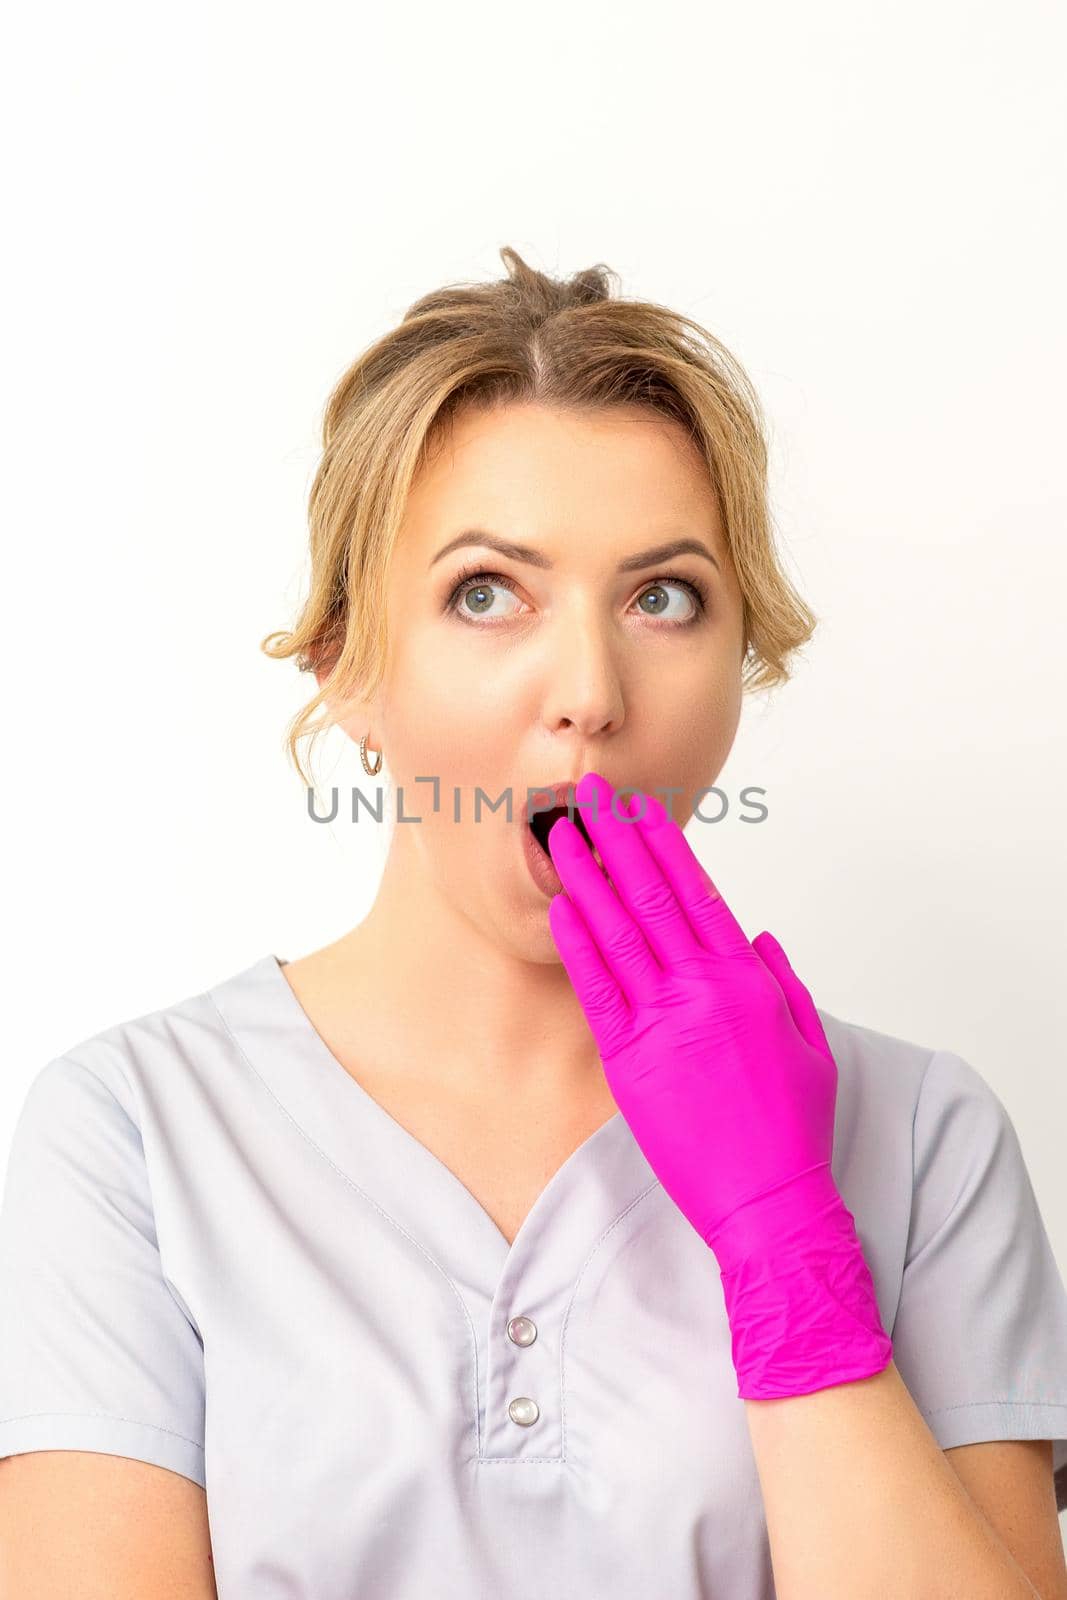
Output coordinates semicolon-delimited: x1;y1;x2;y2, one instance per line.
2;952;1066;1599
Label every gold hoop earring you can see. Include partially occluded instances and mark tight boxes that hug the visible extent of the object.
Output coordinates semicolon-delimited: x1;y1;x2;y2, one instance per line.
360;733;382;776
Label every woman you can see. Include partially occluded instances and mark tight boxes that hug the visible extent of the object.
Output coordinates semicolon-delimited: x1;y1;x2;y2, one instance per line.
2;249;1066;1598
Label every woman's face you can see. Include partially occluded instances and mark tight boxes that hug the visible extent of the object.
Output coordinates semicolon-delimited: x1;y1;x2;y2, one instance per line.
354;401;747;955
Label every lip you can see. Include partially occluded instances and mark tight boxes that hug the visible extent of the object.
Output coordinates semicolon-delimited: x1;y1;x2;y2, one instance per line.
522;779;585;825
521;775;611;883
522;812;566;897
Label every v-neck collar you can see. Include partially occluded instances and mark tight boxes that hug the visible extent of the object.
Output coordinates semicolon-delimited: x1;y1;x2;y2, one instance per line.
208;953;664;1304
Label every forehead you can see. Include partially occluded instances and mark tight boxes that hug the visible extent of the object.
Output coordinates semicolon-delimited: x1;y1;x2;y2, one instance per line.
397;403;725;565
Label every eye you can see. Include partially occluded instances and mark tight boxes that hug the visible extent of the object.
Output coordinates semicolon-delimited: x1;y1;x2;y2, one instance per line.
445;566;710;627
633;579;706;622
448;570;524;622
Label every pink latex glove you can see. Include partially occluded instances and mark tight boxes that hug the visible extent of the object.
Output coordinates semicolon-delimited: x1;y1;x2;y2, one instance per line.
546;770;892;1400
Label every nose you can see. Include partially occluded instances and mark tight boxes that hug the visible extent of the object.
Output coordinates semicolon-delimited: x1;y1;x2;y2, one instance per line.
539;620;625;738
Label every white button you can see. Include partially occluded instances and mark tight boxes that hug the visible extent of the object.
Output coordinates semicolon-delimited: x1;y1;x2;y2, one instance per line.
508;1396;540;1427
507;1316;537;1346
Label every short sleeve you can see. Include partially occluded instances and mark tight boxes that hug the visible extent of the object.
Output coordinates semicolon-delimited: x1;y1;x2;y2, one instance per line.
0;1055;206;1487
890;1047;1067;1512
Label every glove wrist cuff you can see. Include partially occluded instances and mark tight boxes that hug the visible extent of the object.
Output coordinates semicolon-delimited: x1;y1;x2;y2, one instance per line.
704;1160;852;1272
709;1165;894;1400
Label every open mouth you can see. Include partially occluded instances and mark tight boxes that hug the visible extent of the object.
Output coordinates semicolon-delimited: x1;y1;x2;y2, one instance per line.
528;805;607;872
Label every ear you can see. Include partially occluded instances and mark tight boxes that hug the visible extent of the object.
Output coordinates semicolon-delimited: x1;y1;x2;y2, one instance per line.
311;659;381;751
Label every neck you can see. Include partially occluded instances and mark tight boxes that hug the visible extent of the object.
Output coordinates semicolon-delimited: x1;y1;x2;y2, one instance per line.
295;829;611;1110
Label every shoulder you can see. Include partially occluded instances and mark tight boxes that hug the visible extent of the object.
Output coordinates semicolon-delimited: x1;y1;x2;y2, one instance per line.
811;1009;1042;1237
809;1009;1019;1257
814;1005;1007;1136
817;1005;935;1082
4;955;275;1178
815;1006;937;1149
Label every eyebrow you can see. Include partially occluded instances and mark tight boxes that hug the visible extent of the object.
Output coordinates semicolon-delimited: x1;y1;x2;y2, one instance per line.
429;530;721;574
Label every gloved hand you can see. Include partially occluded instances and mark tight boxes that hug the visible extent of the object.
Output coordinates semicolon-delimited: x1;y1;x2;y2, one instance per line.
546;770;892;1401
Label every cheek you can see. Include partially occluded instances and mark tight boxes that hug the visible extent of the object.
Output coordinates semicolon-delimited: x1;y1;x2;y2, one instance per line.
387;625;500;762
382;644;520;849
698;668;742;752
637;655;740;754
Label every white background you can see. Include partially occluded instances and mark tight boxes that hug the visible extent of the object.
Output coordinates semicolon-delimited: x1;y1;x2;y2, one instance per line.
2;0;1065;1543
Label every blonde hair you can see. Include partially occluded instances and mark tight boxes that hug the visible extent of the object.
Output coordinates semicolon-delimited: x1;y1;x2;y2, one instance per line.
260;247;818;789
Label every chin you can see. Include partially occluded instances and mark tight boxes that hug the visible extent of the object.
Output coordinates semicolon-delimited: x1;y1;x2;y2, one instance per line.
495;895;565;962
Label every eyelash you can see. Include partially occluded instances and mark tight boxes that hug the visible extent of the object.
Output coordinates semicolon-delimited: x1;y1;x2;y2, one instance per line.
445;564;711;625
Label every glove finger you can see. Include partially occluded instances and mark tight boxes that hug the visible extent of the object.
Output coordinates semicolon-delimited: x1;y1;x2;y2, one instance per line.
751;931;834;1061
627;790;753;961
547;891;631;1060
547;815;662;1006
575;776;704;971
